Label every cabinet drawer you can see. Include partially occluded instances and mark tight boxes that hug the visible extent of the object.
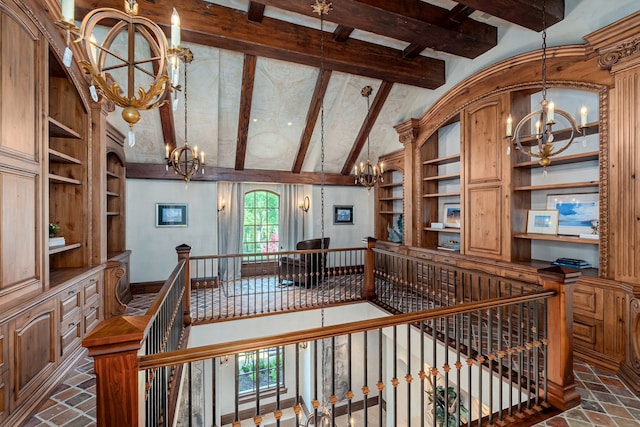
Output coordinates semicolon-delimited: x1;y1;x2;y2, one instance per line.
60;311;81;358
82;274;101;305
573;284;603;320
59;286;81;320
83;303;101;335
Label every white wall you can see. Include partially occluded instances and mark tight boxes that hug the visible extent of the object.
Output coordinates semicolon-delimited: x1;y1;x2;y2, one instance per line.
126;179;218;283
126;180;372;283
310;185;374;249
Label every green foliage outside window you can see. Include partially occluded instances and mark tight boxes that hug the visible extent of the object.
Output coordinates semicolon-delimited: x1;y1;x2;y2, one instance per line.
243;190;280;257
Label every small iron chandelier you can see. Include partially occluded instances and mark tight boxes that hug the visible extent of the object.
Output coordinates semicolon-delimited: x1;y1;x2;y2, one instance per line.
505;0;588;168
165;49;205;184
57;0;185;146
354;86;384;190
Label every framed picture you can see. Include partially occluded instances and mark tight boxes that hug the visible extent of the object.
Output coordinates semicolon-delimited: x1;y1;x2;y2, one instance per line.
156;203;188;227
526;209;559;235
546;193;599;236
334;205;354;225
442;203;461;228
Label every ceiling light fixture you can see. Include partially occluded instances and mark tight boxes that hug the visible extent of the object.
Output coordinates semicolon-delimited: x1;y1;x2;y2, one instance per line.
354;86;384;191
57;0;185;146
505;0;588;168
165;49;205;185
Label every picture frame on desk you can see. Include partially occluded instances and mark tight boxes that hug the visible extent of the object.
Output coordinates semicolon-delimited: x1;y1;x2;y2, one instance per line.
442;203;461;228
526;209;558;235
156;203;188;227
546;193;598;236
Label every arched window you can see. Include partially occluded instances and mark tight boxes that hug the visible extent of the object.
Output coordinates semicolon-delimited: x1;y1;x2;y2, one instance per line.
243;190;280;255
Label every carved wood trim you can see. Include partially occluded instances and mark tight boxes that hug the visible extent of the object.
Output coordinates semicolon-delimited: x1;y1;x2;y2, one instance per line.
598;89;609;277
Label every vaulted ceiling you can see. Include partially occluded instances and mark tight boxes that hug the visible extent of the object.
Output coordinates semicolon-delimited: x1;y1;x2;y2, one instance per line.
73;0;569;184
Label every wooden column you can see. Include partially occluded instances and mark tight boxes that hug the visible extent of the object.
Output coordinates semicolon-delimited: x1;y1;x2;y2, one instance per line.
82;315;151;427
363;237;377;300
538;266;581;411
394;119;420;246
176;244;192;326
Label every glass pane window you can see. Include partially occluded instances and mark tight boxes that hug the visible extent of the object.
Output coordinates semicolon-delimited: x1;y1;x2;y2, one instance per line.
237;347;284;395
243;190;279;257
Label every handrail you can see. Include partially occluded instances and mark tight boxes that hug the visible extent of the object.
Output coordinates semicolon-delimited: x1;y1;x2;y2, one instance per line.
141;259;186;338
190;246;363;260
139;290;555;370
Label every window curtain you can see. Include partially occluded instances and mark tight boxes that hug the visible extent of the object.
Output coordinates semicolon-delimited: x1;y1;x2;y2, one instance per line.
218;182;244;281
279;184;304;251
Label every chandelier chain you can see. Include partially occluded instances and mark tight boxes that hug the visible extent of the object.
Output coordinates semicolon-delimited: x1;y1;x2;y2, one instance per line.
541;0;547;102
184;59;188;142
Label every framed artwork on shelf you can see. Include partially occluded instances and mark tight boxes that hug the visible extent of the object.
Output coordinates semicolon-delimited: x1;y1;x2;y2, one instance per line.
334;205;354;225
442;204;461;228
546;193;599;236
156;203;188;227
526;209;559;235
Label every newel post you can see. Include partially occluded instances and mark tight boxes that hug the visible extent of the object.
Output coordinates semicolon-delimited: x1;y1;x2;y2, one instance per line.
537;266;581;411
82;315;151;426
176;244;192;326
363;237;377;300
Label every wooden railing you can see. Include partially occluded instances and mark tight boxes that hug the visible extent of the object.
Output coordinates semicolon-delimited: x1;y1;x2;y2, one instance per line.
83;240;580;426
187;246;367;322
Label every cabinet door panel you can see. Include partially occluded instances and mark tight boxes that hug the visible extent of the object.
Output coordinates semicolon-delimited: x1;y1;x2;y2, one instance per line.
1;172;39;292
12;299;56;406
0;9;38;159
465;101;502;184
466;187;502;256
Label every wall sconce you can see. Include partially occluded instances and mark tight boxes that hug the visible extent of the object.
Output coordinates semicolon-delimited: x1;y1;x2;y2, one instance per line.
218;200;226;213
298;341;309;349
220;355;229;366
299;196;310;213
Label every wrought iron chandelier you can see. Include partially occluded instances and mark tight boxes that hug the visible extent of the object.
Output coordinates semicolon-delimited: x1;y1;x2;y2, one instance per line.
165;49;205;184
354;86;384;190
505;0;588;168
57;0;185;146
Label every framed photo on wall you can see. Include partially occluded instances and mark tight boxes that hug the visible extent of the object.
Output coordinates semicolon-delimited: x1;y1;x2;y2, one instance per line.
442;203;461;228
334;205;354;225
156;203;188;227
546;193;599;236
526;209;558;235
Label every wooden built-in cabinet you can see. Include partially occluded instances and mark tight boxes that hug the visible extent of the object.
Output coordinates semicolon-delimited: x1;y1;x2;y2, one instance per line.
0;1;113;424
392;15;640;391
419;119;461;250
374;150;404;243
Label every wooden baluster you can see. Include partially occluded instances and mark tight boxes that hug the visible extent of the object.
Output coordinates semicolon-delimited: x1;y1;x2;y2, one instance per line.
537;266;581;410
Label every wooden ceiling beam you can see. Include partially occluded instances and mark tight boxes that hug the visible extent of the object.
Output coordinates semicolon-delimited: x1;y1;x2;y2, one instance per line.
152;58;177;153
235;54;257;171
254;0;497;59
74;0;445;89
247;2;265;22
341;81;393;175
454;0;564;31
127;162;359;186
292;69;332;174
333;25;354;43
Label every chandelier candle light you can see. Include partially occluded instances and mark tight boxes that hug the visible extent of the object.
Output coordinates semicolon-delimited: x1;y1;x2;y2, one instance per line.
57;0;185;146
354;86;384;190
165;49;205;184
505;1;588;168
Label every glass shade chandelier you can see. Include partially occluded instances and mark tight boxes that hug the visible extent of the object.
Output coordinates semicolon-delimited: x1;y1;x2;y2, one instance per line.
57;0;185;146
165;49;205;184
505;1;588;168
354;86;384;191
